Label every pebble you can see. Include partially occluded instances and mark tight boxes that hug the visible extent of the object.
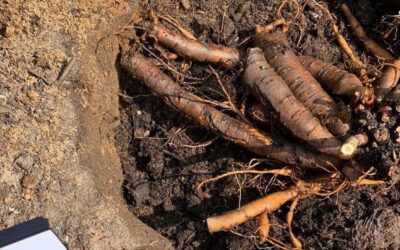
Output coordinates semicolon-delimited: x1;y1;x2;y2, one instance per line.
134;127;150;138
373;128;390;144
162;200;175;212
133;183;150;206
395;126;400;143
380;112;390;123
15;153;34;170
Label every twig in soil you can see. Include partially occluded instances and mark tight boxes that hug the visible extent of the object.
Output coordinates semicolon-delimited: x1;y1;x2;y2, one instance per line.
157;13;197;40
340;3;394;61
253;23;351;137
57;55;77;82
244;48;345;156
196;168;294;191
308;0;368;79
162;149;188;164
277;0;301;21
141;45;202;81
28;69;51;85
150;19;240;68
208;66;249;123
121;52;341;169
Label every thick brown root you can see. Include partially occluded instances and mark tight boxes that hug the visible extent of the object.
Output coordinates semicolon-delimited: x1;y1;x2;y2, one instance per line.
298;55;366;101
244;48;343;156
375;59;400;102
121;52;341;169
151;21;240;68
253;28;349;136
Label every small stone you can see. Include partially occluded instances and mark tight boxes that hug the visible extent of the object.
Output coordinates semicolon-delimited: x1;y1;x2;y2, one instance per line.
134;127;150;138
373;128;390;144
27;91;39;102
23;189;32;200
15;153;34;170
162;200;175;212
21;175;36;189
381;112;390;123
395;126;400;143
188;194;202;206
3;194;13;205
358;119;367;126
192;241;201;248
18;94;31;105
133;183;149;206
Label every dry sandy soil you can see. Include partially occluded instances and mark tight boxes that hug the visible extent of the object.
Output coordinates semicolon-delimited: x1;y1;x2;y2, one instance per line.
0;0;172;249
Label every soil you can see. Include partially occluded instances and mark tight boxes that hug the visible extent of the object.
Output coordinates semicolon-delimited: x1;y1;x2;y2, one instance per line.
1;0;399;249
0;0;172;249
116;0;400;249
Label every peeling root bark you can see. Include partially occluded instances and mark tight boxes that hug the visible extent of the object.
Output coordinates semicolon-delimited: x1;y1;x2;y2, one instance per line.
244;48;343;156
253;29;349;136
151;22;240;68
121;52;341;169
299;55;366;101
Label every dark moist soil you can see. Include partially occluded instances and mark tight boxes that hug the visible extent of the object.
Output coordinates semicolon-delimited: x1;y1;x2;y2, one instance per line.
116;0;400;249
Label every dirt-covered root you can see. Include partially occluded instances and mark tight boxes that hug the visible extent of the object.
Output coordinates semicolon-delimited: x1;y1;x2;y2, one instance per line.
244;48;343;157
253;28;349;136
206;172;384;247
120;51;341;169
151;21;240;68
299;55;366;101
375;59;400;102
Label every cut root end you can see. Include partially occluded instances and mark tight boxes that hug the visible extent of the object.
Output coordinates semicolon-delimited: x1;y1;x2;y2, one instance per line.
339;136;360;159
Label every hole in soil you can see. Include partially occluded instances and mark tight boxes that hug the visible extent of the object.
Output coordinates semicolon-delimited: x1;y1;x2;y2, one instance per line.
114;0;400;249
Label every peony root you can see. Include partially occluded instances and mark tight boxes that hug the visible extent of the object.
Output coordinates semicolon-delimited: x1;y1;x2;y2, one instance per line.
151;20;240;68
207;186;299;233
375;59;400;102
298;55;366;101
257;212;270;242
244;48;344;156
253;25;350;136
121;52;341;169
206;173;384;248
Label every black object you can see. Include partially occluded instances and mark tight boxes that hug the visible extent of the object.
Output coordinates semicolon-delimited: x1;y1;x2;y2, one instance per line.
0;217;49;247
